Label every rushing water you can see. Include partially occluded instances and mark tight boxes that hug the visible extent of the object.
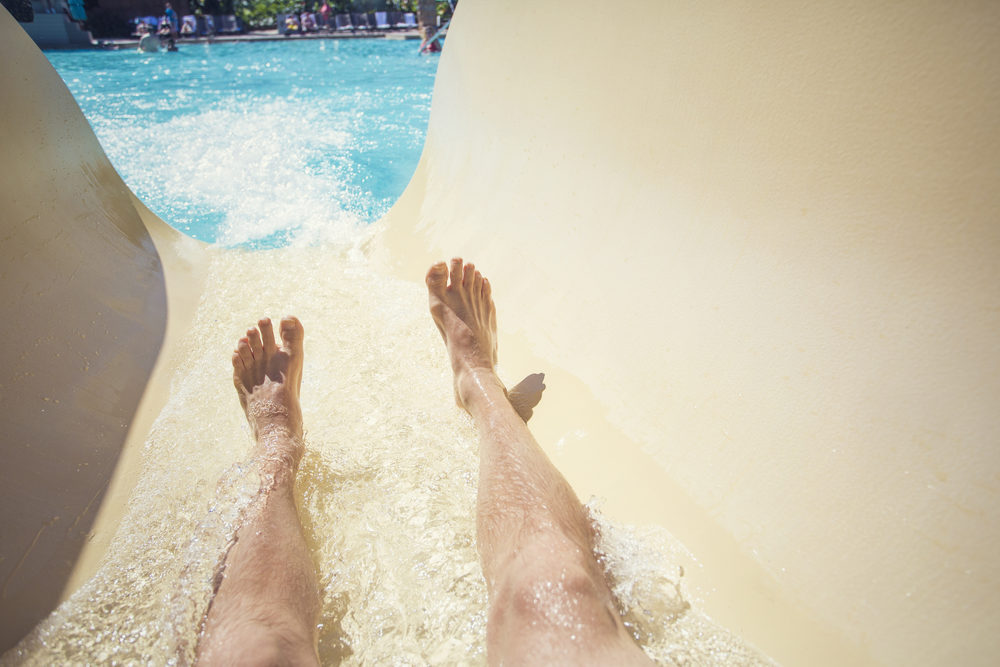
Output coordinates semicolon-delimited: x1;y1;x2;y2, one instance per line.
44;39;436;246
4;40;772;665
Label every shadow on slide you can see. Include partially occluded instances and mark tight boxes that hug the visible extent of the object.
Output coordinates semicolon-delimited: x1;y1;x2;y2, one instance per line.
0;7;203;650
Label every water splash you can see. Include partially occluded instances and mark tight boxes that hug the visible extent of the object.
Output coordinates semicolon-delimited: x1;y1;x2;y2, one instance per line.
3;246;771;665
45;40;435;247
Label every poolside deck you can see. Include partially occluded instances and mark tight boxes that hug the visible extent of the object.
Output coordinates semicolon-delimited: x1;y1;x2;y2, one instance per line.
93;28;422;50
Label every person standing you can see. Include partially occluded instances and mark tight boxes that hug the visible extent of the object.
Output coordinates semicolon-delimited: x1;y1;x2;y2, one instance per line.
164;2;178;34
319;0;331;31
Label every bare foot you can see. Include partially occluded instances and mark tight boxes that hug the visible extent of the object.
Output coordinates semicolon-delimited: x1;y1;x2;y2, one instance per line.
232;316;305;477
426;258;546;422
426;258;503;411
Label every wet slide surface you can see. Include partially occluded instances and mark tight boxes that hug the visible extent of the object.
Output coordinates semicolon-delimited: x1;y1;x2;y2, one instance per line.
3;1;1000;665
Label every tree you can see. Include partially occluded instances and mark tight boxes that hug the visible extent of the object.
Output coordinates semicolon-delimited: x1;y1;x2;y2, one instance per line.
234;0;298;29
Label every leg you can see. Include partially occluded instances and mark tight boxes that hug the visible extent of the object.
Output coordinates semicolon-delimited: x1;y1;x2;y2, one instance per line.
427;259;650;665
197;317;320;667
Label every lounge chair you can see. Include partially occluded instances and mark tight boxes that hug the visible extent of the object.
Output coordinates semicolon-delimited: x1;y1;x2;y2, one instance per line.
334;13;353;31
403;12;417;29
218;14;240;34
374;11;390;30
351;13;371;30
301;12;318;32
180;15;196;37
278;13;300;35
201;14;215;35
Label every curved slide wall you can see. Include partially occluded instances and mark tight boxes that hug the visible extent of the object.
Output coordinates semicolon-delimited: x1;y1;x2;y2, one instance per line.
380;1;1000;665
0;7;206;651
1;1;998;664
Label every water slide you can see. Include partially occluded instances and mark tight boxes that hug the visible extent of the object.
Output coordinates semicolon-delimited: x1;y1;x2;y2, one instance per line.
2;1;999;664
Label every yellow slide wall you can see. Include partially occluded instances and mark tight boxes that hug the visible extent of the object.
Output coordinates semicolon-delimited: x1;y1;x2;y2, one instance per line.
0;7;207;650
380;1;1000;665
2;0;999;664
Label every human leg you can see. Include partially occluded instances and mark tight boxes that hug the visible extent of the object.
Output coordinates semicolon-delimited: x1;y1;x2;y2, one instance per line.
426;259;650;665
196;317;320;667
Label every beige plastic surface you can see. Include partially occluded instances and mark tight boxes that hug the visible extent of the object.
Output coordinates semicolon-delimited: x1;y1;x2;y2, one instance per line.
0;7;206;652
2;0;999;664
379;1;1000;665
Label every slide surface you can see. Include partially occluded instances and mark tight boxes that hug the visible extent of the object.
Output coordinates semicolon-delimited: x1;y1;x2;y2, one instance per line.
0;6;205;651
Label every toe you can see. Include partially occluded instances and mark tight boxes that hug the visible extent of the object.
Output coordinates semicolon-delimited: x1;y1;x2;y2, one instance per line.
247;327;266;384
247;327;263;360
462;262;475;287
473;270;484;299
483;277;492;300
449;257;463;287
472;271;484;315
237;339;253;383
426;262;448;293
237;338;252;363
279;316;304;355
259;317;276;353
281;315;305;347
280;316;304;391
232;351;246;391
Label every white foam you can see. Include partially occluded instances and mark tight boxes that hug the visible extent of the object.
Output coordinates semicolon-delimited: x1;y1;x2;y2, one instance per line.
94;99;368;248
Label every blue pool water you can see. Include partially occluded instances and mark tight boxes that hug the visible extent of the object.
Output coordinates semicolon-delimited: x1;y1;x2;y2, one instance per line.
45;39;437;246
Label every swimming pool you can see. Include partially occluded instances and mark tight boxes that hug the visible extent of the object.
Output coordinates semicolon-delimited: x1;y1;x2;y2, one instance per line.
45;39;436;246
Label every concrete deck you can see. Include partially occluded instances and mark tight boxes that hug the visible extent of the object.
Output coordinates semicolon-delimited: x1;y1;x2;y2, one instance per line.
91;28;421;50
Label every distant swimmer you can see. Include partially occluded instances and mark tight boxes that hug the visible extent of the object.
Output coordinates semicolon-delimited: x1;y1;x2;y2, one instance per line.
195;260;651;665
137;24;159;53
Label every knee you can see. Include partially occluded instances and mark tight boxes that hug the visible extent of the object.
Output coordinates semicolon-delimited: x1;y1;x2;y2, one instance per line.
490;558;618;638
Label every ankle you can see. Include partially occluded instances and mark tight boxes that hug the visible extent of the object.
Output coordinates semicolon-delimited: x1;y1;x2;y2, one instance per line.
456;367;507;414
253;427;305;483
